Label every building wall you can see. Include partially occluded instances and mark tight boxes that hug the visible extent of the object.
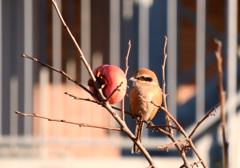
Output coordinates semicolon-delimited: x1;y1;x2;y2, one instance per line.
0;0;239;167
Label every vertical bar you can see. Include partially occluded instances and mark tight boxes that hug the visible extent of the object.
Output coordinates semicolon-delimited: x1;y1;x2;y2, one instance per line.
52;0;62;84
52;0;62;137
196;0;206;121
24;0;33;136
109;0;121;132
80;0;91;85
0;0;2;137
39;68;50;138
122;0;133;20
167;0;177;119
10;76;18;136
138;0;152;139
138;0;152;69
226;0;238;167
80;0;91;138
109;0;120;66
1;0;11;135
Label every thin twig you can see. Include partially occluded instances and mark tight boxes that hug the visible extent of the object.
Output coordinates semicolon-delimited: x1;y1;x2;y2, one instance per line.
189;103;220;138
188;139;208;167
15;111;121;131
121;40;132;120
141;97;190;167
162;36;171;126
157;36;191;167
22;54;100;101
140;95;208;168
51;0;106;101
125;40;131;75
52;2;157;166
121;99;125;121
105;82;123;102
104;103;157;168
157;138;188;150
147;121;171;136
139;96;187;137
149;124;179;131
64;92;133;117
64;92;100;104
51;0;94;81
23;53;124;108
190;160;203;167
160;108;207;167
215;39;228;168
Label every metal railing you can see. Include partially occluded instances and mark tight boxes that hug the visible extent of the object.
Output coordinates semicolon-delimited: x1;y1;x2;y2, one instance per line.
0;0;239;167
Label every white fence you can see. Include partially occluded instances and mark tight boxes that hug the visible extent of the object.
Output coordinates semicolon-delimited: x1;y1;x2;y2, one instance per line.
0;0;239;167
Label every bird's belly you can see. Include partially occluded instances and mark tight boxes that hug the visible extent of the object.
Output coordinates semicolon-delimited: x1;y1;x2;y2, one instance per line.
130;88;153;121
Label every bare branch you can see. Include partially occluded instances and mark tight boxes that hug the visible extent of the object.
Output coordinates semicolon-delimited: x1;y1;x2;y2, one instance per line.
189;103;220;138
105;82;123;102
103;103;157;168
139;95;187;137
161;36;170;122
51;2;160;166
51;0;107;102
147;121;171;136
157;138;188;150
190;160;204;167
121;99;125;121
125;40;131;75
139;95;208;168
120;40;132;121
64;92;101;104
51;0;94;81
15;111;121;131
215;39;228;168
22;54;100;101
149;124;180;131
64;92;133;117
188;139;208;168
158;36;192;167
161;36;170;110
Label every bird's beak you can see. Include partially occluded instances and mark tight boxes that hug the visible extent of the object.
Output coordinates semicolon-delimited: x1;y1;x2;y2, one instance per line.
129;77;137;86
129;77;135;81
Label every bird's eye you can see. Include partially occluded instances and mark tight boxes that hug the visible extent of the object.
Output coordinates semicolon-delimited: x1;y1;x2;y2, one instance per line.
137;76;152;82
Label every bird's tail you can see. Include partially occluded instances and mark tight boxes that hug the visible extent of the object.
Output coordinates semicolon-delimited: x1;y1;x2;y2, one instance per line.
131;121;144;154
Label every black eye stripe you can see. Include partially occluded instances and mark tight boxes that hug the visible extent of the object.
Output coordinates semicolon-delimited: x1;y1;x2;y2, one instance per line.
136;76;152;82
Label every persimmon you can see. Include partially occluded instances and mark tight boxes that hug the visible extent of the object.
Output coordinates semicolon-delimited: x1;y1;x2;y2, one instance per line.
88;65;127;104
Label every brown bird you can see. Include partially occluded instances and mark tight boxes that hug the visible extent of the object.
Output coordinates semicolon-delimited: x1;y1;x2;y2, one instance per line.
129;69;162;154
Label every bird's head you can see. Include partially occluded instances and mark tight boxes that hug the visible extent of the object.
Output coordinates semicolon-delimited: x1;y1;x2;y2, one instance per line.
129;69;159;87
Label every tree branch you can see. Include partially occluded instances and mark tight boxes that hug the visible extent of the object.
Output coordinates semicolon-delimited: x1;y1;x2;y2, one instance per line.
50;1;157;167
51;0;106;101
121;40;132;120
189;103;220;138
139;95;208;168
15;111;121;131
149;124;179;131
64;92;133;117
22;54;99;101
157;138;188;151
105;82;123;102
215;39;228;168
125;40;131;75
162;36;171;126
51;0;94;81
157;36;190;167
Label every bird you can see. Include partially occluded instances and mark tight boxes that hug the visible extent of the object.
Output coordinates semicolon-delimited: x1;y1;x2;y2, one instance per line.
129;68;162;154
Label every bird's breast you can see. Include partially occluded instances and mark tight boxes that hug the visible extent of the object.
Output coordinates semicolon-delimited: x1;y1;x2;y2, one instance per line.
130;85;161;121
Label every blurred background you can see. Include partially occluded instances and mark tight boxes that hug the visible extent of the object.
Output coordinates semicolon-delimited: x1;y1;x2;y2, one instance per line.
0;0;240;167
